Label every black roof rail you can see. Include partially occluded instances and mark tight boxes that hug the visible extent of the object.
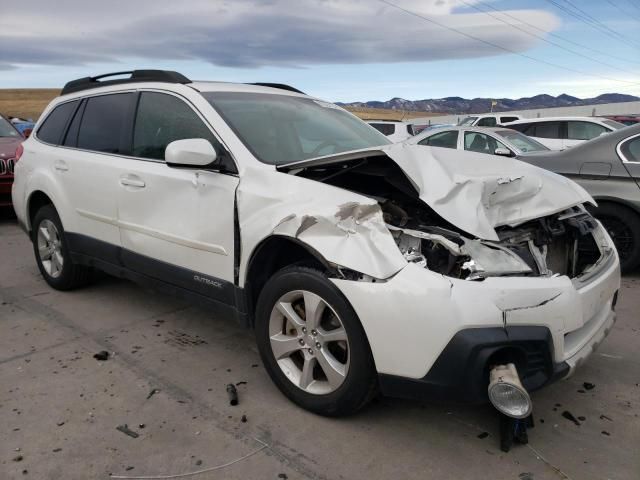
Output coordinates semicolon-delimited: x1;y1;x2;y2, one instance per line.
248;83;305;94
61;70;191;96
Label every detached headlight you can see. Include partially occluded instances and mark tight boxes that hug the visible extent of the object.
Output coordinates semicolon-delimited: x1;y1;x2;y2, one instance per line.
461;239;532;279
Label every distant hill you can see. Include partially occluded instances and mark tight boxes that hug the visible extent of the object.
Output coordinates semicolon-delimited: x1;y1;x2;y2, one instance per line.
338;93;640;115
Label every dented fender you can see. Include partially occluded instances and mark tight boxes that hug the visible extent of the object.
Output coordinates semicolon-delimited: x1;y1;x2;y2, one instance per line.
236;166;406;285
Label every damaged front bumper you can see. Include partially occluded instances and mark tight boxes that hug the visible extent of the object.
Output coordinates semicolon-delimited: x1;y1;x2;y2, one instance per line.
330;230;620;404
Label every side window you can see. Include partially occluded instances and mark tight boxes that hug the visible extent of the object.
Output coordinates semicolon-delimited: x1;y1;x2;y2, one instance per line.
77;94;134;154
419;130;458;149
369;123;395;136
464;132;508;155
132;92;220;161
507;123;529;133
620;136;640;162
477;117;497;127
63;100;85;147
501;116;519;124
532;122;561;139
567;121;608;141
36;101;79;145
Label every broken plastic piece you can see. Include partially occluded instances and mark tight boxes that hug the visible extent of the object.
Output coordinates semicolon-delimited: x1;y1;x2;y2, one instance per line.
116;424;139;438
93;351;109;361
226;384;238;406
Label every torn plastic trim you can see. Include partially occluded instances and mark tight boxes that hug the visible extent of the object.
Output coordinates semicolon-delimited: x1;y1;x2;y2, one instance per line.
388;224;533;280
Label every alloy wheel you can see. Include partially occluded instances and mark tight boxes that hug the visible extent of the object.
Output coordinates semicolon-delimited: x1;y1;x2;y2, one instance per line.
268;290;350;395
37;219;64;278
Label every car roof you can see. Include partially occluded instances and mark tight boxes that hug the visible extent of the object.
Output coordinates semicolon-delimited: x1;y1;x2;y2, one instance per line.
418;126;513;134
505;116;609;124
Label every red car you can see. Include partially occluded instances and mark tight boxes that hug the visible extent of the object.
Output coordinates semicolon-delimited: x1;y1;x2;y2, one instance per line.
0;114;24;209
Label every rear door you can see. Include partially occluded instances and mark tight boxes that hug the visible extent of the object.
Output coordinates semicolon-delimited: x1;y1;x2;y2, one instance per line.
529;121;564;150
47;93;136;259
565;121;609;149
117;90;239;295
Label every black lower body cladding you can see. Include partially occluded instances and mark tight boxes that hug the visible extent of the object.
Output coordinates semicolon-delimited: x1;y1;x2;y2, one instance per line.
378;326;569;404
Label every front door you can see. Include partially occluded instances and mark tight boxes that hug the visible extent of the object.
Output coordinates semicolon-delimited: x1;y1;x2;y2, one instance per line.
117;91;239;301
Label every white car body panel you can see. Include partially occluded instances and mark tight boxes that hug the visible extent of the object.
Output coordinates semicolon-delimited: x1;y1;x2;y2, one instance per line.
117;161;239;282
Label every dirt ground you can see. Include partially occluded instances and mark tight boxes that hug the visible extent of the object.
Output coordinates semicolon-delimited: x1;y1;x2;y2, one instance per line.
0;89;60;120
1;214;639;480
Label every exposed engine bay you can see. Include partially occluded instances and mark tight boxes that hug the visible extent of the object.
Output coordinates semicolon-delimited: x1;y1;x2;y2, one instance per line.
290;155;604;280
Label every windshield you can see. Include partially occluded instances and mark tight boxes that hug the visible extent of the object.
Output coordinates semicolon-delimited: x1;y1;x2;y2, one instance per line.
602;119;626;130
0;117;20;138
458;116;477;126
496;129;549;153
202;92;390;165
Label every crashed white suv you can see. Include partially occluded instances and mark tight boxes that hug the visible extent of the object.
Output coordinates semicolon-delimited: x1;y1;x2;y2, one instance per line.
13;70;620;419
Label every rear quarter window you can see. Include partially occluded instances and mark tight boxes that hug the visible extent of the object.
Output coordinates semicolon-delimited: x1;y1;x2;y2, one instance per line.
36;101;79;145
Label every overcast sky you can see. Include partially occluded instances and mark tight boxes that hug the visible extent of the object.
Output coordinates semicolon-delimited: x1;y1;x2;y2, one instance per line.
1;0;639;101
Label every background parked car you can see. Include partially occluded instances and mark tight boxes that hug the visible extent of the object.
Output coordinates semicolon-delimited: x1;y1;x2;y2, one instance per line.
602;115;640;126
408;126;549;157
10;117;36;137
0;114;24;209
457;113;522;127
367;120;428;142
504;116;625;150
519;124;640;272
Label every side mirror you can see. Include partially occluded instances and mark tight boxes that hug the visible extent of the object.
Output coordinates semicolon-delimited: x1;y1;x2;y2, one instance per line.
165;138;217;167
23;128;32;138
494;148;512;157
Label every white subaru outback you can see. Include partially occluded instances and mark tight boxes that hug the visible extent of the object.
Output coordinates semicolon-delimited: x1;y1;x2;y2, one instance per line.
12;71;620;421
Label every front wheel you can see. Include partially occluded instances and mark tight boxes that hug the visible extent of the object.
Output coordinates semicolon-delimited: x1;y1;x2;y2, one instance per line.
255;266;377;416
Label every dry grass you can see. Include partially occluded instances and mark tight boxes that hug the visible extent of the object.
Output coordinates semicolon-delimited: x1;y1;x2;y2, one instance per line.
0;89;442;123
0;89;60;120
344;106;441;121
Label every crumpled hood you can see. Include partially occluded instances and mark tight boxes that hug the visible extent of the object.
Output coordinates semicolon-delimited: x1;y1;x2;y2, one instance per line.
383;143;594;240
281;143;594;241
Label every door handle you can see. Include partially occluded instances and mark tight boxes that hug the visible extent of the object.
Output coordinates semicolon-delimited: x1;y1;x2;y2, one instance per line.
54;160;69;172
119;175;146;188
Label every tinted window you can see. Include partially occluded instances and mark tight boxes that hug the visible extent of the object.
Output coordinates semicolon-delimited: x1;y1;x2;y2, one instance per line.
567;121;608;141
133;92;219;160
77;94;133;153
532;122;562;139
476;117;497;127
500;116;519;124
464;131;508;155
369;123;395;136
37;101;79;145
0;116;21;138
620;136;640;162
419;130;458;149
63;101;85;147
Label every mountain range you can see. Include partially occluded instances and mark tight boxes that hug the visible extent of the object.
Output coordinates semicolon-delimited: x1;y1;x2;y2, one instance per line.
338;93;639;114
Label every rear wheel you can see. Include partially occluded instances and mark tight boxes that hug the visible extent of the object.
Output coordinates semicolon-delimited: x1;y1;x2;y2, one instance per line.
255;266;377;416
32;205;91;290
593;203;640;272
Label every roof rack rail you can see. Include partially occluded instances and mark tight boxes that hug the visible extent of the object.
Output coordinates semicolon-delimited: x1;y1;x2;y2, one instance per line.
248;83;305;94
61;70;191;96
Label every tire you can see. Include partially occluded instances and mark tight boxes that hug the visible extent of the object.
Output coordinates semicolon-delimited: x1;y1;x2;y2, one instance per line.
255;266;377;416
593;203;640;273
31;205;91;290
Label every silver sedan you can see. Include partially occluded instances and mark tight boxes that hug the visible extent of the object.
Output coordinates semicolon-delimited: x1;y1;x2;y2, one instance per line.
407;125;549;157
